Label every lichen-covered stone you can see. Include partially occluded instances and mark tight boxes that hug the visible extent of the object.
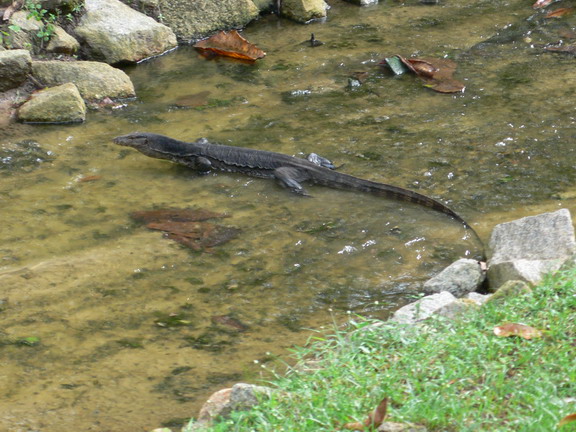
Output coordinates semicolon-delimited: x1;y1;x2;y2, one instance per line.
487;209;575;290
486;280;532;304
423;258;485;297
32;60;135;101
17;82;86;123
0;49;32;91
46;25;80;55
157;0;260;42
390;292;456;324
435;298;479;321
75;0;177;64
6;11;44;51
281;0;328;23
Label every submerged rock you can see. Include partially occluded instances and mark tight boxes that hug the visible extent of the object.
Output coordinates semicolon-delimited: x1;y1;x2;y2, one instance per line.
487;209;576;290
0;49;32;92
18;82;86;123
31;60;135;101
75;0;177;64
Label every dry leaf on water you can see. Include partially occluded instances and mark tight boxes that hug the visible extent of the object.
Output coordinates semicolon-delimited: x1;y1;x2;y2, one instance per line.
559;413;576;427
391;55;465;93
343;397;388;430
545;7;575;18
493;323;543;339
194;30;266;61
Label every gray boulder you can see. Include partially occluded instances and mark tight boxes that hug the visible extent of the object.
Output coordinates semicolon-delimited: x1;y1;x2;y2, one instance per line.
17;82;86;123
281;0;329;22
156;0;260;42
0;49;31;91
434;298;479;321
487;209;576;290
32;60;135;101
423;258;485;297
46;25;80;55
390;291;456;325
186;383;272;431
74;0;177;64
6;11;44;51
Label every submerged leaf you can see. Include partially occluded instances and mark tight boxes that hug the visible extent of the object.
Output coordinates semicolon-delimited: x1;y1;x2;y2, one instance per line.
194;30;266;61
544;43;576;54
131;208;239;252
130;208;229;224
493;323;543;339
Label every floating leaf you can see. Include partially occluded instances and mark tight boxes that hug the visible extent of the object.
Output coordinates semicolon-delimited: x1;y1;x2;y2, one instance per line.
344;397;388;430
493;323;543;339
545;7;575;18
194;30;266;61
385;55;465;93
559;413;576;427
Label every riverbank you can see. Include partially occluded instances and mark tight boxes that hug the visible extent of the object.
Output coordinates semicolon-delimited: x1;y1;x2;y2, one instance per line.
197;261;576;431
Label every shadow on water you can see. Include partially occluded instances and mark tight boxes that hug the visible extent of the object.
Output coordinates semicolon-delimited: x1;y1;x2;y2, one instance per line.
2;0;576;430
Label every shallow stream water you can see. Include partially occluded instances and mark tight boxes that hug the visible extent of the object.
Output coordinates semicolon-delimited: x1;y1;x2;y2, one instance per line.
2;0;576;430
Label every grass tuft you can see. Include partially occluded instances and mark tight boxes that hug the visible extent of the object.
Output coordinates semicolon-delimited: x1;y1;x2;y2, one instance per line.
196;264;576;431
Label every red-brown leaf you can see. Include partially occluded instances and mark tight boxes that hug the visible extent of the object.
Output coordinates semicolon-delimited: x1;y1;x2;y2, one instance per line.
559;413;576;427
130;208;229;224
194;30;266;61
493;323;543;339
343;397;388;430
545;7;574;18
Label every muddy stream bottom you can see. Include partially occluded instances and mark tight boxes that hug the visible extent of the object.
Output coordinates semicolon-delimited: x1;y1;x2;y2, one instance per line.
3;0;576;430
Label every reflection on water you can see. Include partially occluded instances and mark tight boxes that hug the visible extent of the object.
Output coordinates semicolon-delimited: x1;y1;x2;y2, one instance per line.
2;1;576;430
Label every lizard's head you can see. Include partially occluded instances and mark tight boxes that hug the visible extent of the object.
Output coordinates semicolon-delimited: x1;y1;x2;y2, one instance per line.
113;132;154;149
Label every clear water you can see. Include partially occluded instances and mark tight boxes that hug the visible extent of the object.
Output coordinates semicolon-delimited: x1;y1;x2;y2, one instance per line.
1;0;576;430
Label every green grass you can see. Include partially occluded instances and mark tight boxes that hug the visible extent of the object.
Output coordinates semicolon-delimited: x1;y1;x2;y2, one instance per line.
191;264;576;431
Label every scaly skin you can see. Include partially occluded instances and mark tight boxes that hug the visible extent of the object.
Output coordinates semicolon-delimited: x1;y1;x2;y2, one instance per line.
113;132;478;236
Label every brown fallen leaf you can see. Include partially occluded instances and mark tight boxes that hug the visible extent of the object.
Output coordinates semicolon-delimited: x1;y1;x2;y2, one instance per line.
545;7;575;18
396;55;465;93
194;30;266;61
343;397;388;430
165;225;241;251
78;175;102;182
544;43;576;54
493;323;543;339
211;315;249;332
173;90;211;108
559;413;576;427
130;208;229;224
